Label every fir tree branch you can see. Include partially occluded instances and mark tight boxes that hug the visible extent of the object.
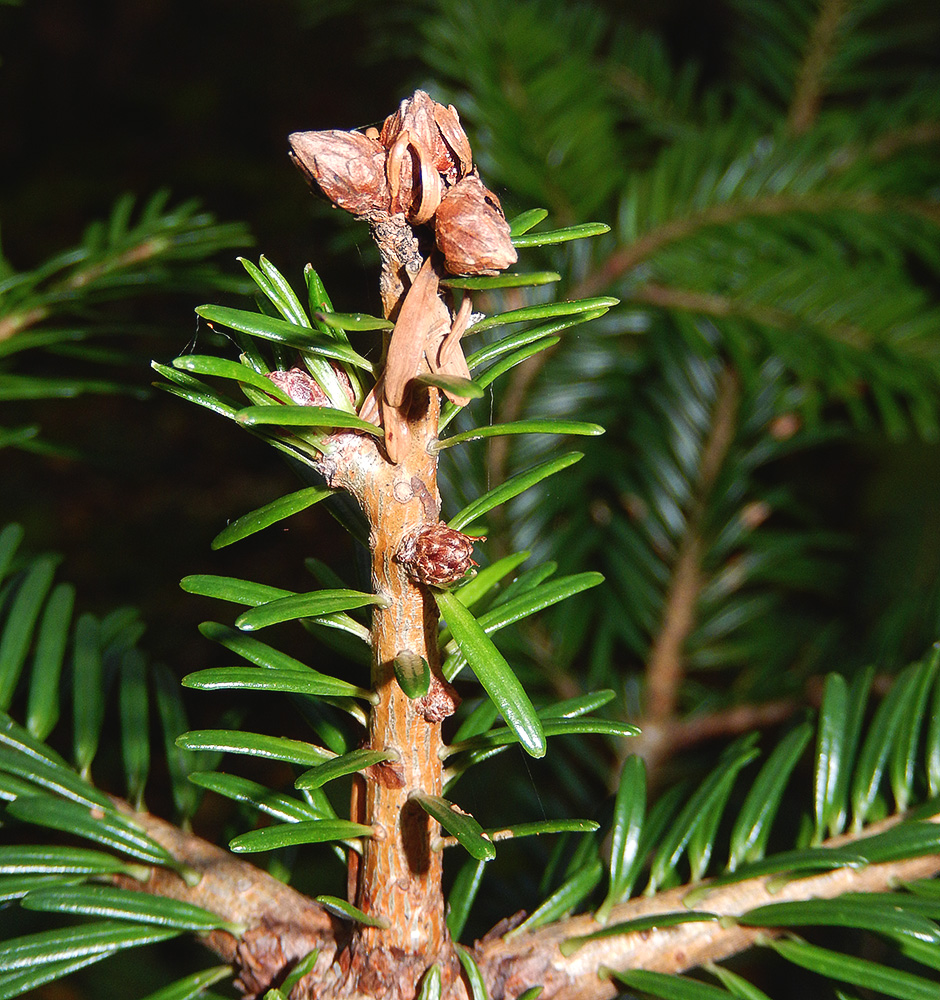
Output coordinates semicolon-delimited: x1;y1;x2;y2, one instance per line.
0;194;250;342
489;181;940;475
629;673;905;786
632;695;802;784
486;353;549;532
575;194;940;298
113;791;940;1000
869;120;940;160
605;65;696;141
476;812;940;1000
787;0;849;135
632;283;798;333
0;306;48;343
644;366;739;727
632;283;873;349
112;804;338;997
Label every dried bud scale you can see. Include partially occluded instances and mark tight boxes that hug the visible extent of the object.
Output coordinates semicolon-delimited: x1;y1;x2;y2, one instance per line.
289;90;515;277
288;130;390;219
267;367;330;407
379;91;472;185
266;366;356;407
434;175;517;275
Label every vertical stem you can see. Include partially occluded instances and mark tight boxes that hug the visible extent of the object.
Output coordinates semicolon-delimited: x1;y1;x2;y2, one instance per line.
354;422;447;954
319;235;466;994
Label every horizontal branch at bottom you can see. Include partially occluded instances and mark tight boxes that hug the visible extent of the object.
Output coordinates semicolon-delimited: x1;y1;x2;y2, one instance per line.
476;812;940;1000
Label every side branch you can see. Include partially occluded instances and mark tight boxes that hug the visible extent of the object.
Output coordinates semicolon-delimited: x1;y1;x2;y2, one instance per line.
573;192;920;299
491;189;934;467
112;805;337;997
477;814;940;1000
787;0;848;135
643;365;739;733
0;306;50;343
632;283;873;349
631;695;800;767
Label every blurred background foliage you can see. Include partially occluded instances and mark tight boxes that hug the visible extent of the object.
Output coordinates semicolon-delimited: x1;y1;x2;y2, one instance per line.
3;0;940;977
0;0;702;674
0;0;933;678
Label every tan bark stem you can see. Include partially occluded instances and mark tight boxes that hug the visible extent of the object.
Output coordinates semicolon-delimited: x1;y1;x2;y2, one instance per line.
113;805;336;997
355;424;447;952
478;813;940;1000
311;241;464;997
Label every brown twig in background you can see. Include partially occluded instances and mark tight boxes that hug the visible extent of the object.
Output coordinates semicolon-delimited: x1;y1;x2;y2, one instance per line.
870;122;940;160
624;670;906;787
572;192;918;300
0;306;48;343
787;0;848;136
644;365;739;728
629;696;803;785
633;283;875;349
487;188;905;447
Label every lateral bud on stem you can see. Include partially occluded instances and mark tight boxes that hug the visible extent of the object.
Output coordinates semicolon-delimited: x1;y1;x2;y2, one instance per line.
395;522;482;588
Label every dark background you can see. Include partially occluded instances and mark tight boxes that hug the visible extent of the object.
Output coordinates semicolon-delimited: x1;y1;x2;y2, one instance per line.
1;1;406;267
0;0;715;663
0;0;429;666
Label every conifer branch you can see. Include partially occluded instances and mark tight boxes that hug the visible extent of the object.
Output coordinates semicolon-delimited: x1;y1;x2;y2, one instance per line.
631;284;874;349
487;183;939;453
632;284;794;332
605;65;696;140
643;366;739;732
0;306;48;343
476;813;940;1000
787;0;849;135
114;803;940;1000
870;121;940;160
112;806;337;996
4;5;939;994
630;694;802;780
576;193;939;298
486;353;548;527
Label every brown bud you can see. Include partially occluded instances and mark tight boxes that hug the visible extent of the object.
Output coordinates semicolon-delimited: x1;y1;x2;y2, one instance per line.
267;366;355;407
418;675;461;723
380;90;472;186
267;367;330;406
395;522;481;587
434;175;518;275
288;130;390;218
